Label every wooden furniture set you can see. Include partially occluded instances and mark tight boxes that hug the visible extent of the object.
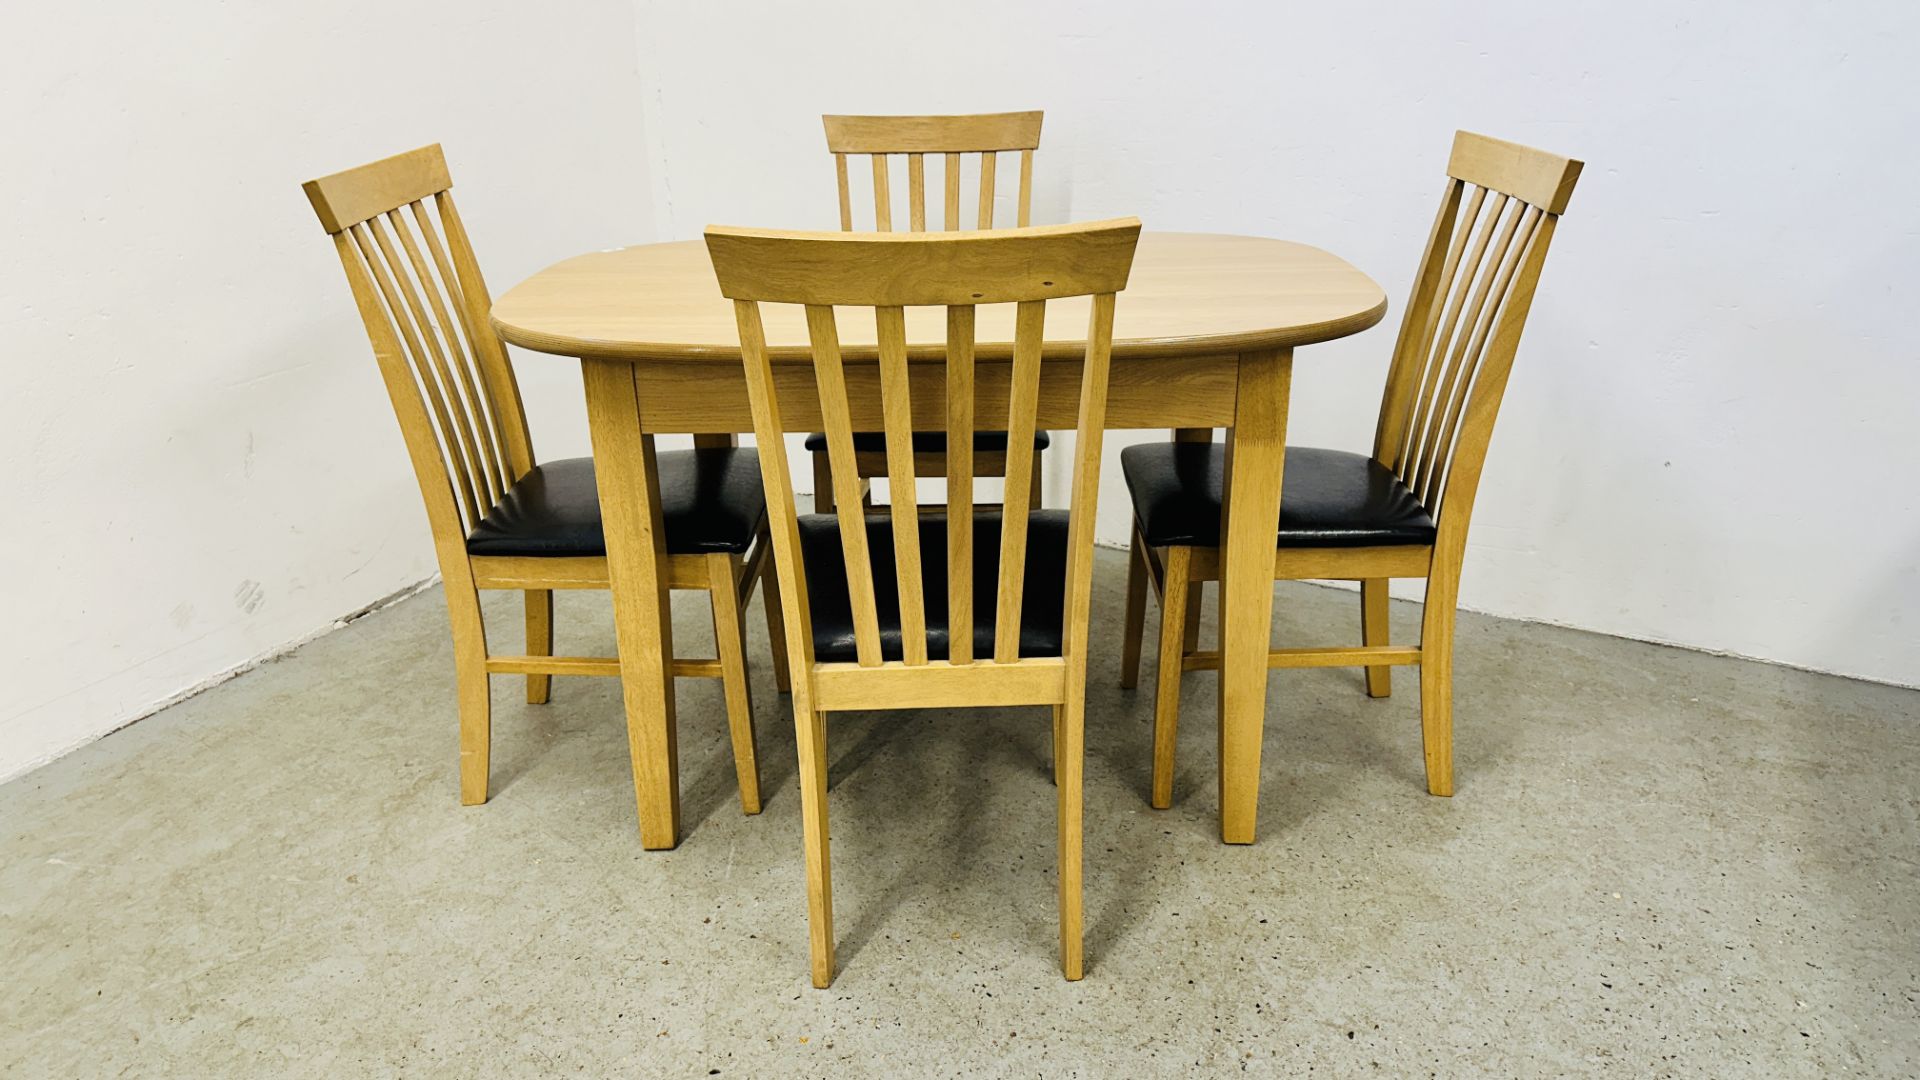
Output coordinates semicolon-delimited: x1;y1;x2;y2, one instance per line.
303;116;1582;987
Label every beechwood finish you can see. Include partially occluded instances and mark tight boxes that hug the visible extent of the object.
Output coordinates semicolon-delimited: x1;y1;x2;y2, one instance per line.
812;111;1048;514
1119;131;1584;804
708;218;1142;986
301;145;778;819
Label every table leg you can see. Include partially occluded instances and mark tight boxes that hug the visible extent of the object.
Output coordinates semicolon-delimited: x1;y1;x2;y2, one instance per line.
1216;348;1291;844
582;358;681;849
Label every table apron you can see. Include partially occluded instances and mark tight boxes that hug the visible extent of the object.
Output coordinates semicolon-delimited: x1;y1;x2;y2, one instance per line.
619;354;1242;433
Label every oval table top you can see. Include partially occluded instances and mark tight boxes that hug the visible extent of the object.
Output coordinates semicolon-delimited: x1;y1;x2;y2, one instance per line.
492;231;1389;363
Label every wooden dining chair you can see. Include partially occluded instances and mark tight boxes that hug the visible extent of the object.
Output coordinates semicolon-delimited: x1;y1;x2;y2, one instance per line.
302;144;782;815
1118;131;1583;805
809;111;1048;513
707;216;1142;986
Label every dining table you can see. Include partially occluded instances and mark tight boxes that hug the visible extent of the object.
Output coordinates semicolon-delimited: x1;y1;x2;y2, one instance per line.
490;230;1387;850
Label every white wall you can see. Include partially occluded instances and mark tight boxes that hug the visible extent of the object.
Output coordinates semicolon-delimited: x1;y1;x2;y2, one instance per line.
0;1;655;780
629;0;1920;687
5;1;1915;782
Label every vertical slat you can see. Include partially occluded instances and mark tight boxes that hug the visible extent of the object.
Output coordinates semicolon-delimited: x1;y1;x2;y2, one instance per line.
871;154;892;232
1373;180;1465;468
1061;293;1117;664
945;305;977;663
805;304;885;666
834;153;853;231
435;194;534;477
993;299;1046;662
1401;187;1498;483
349;222;483;529
1017;149;1034;228
875;306;928;665
1392;184;1487;475
944;153;961;231
732;300;817;673
1412;198;1527;501
976;150;997;229
329;231;468;552
388;207;505;503
1426;206;1545;506
409;201;513;485
368;215;497;512
907;153;926;232
1428;213;1563;528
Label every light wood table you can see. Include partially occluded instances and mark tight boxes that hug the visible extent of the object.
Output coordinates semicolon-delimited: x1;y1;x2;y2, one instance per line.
492;231;1387;849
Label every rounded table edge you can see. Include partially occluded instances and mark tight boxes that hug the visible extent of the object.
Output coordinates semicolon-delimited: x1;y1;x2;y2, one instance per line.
491;294;1390;364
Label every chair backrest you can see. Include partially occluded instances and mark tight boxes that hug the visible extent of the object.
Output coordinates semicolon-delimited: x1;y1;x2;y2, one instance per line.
1372;130;1583;544
824;111;1043;232
302;145;534;545
707;219;1139;696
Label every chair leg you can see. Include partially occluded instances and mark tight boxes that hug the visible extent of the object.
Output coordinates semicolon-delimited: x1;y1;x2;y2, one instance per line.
794;706;835;987
1057;693;1085;981
1149;545;1192;809
524;589;554;704
446;580;491;806
1050;704;1063;786
1418;578;1457;797
1361;578;1392;699
1119;529;1148;689
812;450;835;514
760;556;791;694
709;554;762;815
1182;581;1204;651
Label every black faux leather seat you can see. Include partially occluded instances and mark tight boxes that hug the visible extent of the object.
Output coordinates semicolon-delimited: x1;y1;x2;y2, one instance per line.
802;430;1051;454
1120;443;1436;549
797;510;1070;662
465;448;766;557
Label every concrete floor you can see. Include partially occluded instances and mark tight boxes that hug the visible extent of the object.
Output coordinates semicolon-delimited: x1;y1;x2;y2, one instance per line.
4;549;1917;1078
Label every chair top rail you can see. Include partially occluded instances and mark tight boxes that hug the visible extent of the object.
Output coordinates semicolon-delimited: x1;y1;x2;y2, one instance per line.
1446;130;1583;215
823;111;1043;155
706;218;1141;307
303;144;451;234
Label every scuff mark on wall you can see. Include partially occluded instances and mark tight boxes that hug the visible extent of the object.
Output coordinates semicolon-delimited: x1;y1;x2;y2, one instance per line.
233;580;266;615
